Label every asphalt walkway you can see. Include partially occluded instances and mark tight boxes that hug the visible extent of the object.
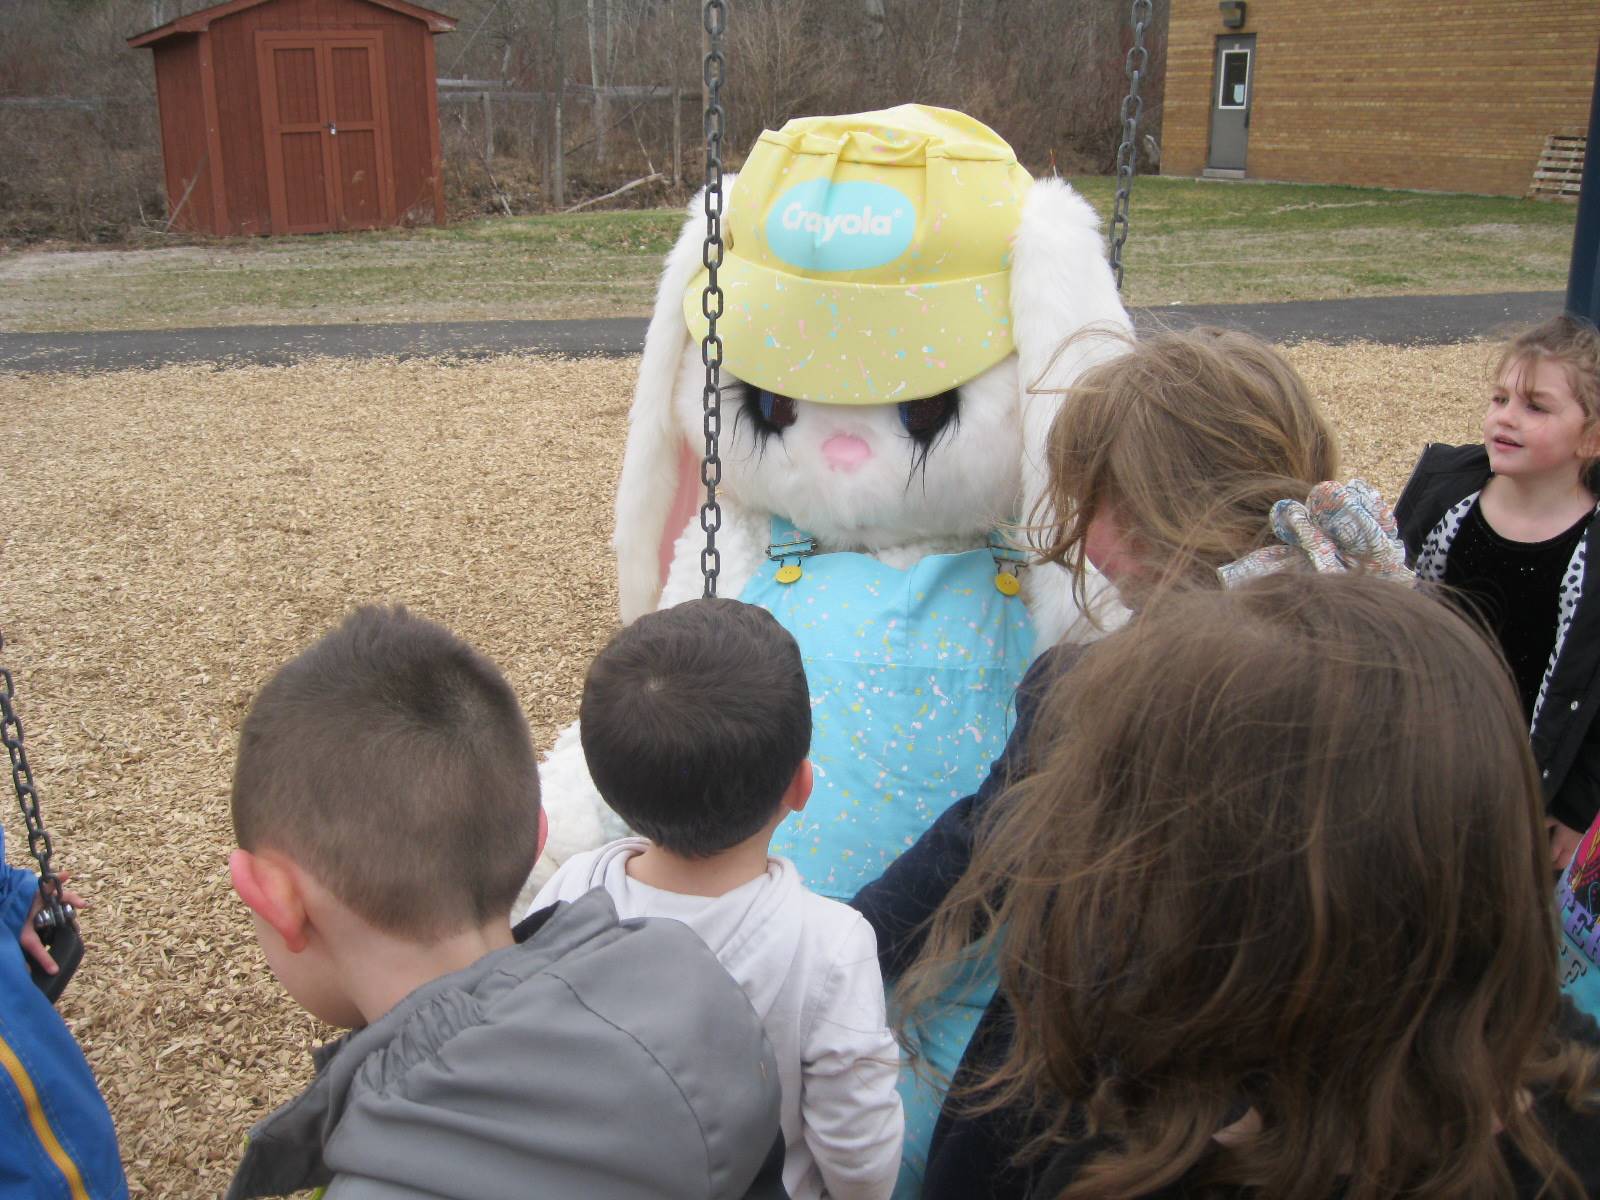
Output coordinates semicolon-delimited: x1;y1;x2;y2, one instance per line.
0;290;1568;374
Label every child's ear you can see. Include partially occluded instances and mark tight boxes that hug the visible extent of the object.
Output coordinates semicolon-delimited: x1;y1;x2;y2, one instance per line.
229;848;310;953
1580;423;1600;461
782;760;814;814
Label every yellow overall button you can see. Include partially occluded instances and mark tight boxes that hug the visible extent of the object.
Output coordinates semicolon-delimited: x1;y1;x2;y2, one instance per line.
993;572;1021;596
776;564;804;585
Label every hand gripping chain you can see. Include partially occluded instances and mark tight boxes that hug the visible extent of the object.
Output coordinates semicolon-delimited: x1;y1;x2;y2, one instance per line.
1;632;82;1002
0;634;64;922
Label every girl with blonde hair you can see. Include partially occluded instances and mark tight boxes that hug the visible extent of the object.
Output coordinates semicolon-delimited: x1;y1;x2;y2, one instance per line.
1397;315;1600;873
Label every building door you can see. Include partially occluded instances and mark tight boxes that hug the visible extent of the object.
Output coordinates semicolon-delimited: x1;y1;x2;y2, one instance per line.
1207;34;1254;173
258;33;395;235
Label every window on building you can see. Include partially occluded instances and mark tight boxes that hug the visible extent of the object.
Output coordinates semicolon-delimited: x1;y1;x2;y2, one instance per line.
1218;50;1250;110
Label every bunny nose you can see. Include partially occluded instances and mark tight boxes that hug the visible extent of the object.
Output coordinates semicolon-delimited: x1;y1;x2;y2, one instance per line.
822;434;873;472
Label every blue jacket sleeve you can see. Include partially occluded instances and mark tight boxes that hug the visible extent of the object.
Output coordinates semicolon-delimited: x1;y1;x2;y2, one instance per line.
849;645;1077;979
2;824;41;940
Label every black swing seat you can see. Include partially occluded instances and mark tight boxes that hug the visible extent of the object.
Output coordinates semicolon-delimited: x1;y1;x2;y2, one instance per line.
30;899;83;1003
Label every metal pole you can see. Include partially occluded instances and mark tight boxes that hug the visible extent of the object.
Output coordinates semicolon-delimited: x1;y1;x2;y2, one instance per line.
1566;40;1600;325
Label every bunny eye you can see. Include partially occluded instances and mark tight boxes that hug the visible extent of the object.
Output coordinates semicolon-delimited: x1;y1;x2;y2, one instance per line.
741;384;798;438
758;390;798;428
897;391;959;444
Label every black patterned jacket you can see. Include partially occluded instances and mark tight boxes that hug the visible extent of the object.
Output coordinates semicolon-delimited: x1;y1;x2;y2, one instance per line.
1395;442;1600;831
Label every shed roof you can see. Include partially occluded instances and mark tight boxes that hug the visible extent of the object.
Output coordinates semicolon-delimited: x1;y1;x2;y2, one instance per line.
127;0;456;47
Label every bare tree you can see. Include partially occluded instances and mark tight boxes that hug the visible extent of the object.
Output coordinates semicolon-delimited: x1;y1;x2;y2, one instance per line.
587;0;606;165
0;0;1166;238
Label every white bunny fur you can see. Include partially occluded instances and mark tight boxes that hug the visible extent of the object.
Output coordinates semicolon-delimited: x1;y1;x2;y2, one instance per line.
522;174;1131;907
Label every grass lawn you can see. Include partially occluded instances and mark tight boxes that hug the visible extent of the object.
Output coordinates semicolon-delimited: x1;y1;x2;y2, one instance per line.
0;177;1578;332
1066;177;1576;304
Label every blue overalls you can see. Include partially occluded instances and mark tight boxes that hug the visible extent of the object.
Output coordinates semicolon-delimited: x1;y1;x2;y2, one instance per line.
742;515;1035;1195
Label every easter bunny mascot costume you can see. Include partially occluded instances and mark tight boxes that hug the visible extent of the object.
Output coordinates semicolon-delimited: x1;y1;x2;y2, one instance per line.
529;106;1129;903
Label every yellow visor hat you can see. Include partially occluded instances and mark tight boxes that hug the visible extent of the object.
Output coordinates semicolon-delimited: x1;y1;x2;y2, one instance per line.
683;104;1033;405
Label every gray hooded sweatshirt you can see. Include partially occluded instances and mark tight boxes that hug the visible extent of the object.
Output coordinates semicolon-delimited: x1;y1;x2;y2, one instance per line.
227;889;787;1200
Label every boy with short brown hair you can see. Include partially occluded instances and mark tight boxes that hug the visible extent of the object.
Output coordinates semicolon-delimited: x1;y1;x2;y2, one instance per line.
226;605;784;1200
536;598;903;1200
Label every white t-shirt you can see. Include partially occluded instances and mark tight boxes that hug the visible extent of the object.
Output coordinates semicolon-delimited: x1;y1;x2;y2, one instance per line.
533;838;904;1200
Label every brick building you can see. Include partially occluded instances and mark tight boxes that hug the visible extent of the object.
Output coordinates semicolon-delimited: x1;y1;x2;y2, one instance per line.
1161;1;1599;196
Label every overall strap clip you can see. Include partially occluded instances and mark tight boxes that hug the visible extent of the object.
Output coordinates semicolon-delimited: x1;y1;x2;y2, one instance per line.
988;533;1028;597
767;519;816;585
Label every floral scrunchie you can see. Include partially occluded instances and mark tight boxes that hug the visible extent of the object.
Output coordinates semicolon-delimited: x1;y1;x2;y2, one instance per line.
1217;479;1412;587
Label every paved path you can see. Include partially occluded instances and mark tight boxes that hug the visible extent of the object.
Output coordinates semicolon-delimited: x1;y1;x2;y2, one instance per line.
0;291;1568;374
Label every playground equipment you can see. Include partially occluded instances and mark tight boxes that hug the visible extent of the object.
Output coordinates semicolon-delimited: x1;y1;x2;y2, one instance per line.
1;633;82;1002
689;0;1155;600
1567;44;1600;325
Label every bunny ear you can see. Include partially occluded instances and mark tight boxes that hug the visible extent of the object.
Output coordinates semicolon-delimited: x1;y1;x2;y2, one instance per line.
1009;177;1135;649
614;180;736;623
1009;177;1133;536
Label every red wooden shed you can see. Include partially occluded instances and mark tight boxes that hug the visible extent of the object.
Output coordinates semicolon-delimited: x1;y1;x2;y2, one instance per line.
129;0;456;237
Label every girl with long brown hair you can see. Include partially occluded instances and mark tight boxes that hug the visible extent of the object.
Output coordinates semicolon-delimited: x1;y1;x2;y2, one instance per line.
851;327;1406;1198
903;573;1600;1199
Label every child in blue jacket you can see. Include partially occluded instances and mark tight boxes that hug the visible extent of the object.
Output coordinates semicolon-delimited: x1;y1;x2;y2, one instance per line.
2;831;126;1199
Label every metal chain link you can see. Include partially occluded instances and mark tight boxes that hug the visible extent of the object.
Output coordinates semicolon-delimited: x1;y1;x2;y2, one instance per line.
0;633;65;925
697;0;728;597
1108;0;1153;292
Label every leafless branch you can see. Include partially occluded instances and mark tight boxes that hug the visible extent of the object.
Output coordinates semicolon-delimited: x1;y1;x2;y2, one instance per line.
564;171;665;211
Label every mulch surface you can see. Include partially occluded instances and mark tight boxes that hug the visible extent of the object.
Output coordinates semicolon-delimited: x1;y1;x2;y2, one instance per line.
0;343;1487;1195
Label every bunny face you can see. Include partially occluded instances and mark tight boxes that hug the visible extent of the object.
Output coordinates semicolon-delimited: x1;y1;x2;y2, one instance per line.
616;173;1132;627
670;351;1023;552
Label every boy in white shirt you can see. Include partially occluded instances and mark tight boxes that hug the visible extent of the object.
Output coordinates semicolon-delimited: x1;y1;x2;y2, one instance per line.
532;597;903;1200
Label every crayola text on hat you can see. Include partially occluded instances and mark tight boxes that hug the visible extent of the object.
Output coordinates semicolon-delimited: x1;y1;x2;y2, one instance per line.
683;104;1033;406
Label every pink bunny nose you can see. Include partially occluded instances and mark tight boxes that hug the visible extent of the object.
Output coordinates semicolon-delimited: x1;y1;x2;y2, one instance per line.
822;433;873;472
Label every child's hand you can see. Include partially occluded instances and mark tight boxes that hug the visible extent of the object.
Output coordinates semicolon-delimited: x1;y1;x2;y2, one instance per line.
19;872;85;977
1549;820;1585;873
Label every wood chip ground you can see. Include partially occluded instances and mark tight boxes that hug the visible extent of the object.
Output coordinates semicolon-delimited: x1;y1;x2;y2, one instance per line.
0;343;1491;1196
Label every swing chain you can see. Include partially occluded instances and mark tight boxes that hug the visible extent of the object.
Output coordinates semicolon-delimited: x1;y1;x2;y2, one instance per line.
698;0;728;597
0;634;66;926
1108;0;1153;292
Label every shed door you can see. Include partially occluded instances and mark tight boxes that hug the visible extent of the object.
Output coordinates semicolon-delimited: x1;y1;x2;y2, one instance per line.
258;34;395;235
1207;34;1254;172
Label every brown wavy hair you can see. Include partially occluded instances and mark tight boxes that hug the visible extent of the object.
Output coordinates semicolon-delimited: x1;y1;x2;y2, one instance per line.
898;573;1597;1199
1034;327;1339;614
